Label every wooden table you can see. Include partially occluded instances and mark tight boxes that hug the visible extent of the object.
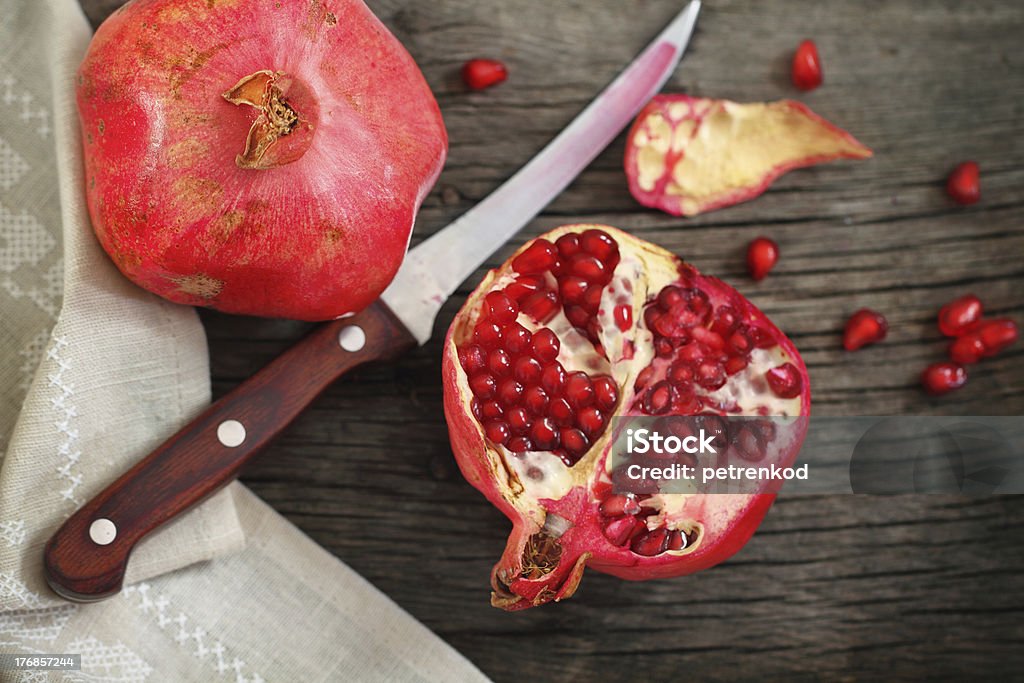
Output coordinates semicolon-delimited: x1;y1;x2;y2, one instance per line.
81;1;1024;679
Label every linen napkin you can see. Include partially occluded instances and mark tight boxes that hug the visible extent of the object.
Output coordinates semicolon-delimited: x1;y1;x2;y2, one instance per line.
0;0;489;680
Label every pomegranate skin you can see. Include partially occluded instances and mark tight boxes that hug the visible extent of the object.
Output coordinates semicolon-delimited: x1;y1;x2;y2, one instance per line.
443;225;810;610
78;0;448;320
624;95;871;217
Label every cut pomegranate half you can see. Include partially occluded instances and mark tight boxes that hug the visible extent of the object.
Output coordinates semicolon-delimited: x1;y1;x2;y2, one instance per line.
443;225;810;610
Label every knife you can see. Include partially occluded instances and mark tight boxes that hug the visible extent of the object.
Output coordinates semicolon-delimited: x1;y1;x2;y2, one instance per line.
44;1;701;602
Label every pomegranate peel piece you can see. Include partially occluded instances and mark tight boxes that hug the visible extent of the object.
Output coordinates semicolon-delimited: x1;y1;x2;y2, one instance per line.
624;95;872;217
443;225;810;610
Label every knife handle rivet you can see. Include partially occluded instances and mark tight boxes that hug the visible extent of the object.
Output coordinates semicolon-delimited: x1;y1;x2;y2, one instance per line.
216;419;246;447
89;518;117;546
338;325;366;352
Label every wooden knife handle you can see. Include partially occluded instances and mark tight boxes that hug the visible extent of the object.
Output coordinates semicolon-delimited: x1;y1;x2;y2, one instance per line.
43;300;417;602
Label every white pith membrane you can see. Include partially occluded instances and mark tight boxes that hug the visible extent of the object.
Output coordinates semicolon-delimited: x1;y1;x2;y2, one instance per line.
448;226;808;603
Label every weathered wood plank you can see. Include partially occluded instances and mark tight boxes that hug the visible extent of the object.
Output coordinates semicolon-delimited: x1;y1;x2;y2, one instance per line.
79;0;1024;680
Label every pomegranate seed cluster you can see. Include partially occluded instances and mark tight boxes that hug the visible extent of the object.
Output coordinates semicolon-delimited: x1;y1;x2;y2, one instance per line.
633;279;796;415
597;415;776;557
921;293;1018;395
445;226;814;608
598;492;695;556
458;230;624;465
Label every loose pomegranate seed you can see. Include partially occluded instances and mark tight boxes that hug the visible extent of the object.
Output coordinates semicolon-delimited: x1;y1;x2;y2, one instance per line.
577;407;605;437
632;528;669;556
549;397;574;427
484;291;518;323
978;319;1018;356
459;344;486;374
481;400;503;420
474;321;503;348
593;375;618;410
541;362;567;394
843;308;888;351
524;386;549;415
564;372;595;409
791;39;822;91
531;328;560;362
520;290;558;322
946;161;980;205
765;362;803;399
497;379;524;406
937;294;982;337
469;373;496;399
507;436;532;453
513;356;541;385
484;421;511;446
949;333;985;365
512;239;557;274
580;229;618;261
488;349;512;377
561;428;589;459
921;362;967;395
602;515;643;546
530;418;560;450
746;237;779;281
462;58;508;90
600;494;641;517
555;233;581;258
614;304;632;332
507;407;530;434
949;319;1017;364
503;323;532;354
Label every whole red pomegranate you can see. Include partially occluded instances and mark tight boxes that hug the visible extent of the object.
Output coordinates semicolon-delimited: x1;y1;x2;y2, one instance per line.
443;225;810;610
78;0;447;320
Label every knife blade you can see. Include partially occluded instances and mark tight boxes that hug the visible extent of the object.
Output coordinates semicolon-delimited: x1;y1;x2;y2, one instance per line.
383;0;701;344
44;1;701;602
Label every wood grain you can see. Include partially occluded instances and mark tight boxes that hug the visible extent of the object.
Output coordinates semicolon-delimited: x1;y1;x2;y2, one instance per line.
79;0;1024;680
